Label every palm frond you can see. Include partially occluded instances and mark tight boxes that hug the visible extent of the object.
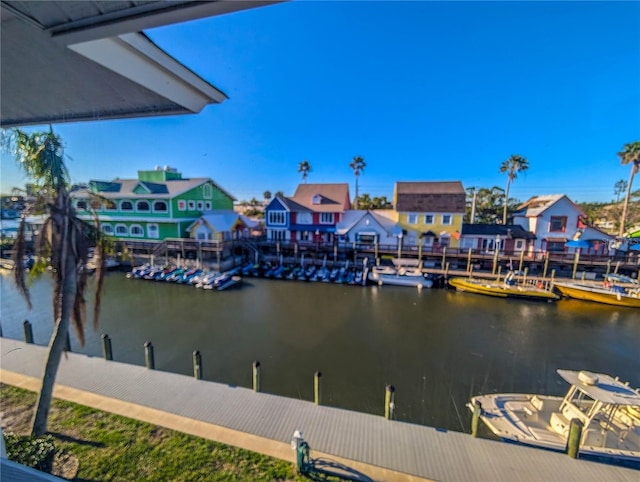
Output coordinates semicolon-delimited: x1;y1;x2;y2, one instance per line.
12;217;31;309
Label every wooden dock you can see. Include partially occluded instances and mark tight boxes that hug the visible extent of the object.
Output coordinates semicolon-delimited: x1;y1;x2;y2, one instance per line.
1;338;637;481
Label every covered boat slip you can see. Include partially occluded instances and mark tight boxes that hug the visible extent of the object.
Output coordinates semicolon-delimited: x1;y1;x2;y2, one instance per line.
472;370;640;467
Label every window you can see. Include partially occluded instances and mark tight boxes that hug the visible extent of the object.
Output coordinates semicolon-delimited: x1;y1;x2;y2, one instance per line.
136;201;150;212
271;230;286;241
147;223;159;239
407;213;418;224
177;200;186;211
440;236;451;247
115;224;128;236
121;201;133;211
268;211;286;225
320;213;334;224
424;214;434;224
205;201;211;210
312;194;321;205
203;184;212;199
187;200;196;210
76;200;87;210
104;200;117;211
130;224;144;237
102;224;113;235
442;214;452;225
550;216;567;232
515;239;524;250
547;241;565;252
197;201;204;210
90;199;101;210
297;213;312;225
153;201;167;212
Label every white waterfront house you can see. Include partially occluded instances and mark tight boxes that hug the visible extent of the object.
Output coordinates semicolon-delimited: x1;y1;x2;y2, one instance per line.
334;210;402;246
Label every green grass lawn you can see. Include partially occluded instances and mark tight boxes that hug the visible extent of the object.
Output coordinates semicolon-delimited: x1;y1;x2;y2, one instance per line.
1;384;313;481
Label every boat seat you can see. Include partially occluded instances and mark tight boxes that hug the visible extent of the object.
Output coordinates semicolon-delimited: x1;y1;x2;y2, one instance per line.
582;428;605;448
531;395;544;411
550;411;570;437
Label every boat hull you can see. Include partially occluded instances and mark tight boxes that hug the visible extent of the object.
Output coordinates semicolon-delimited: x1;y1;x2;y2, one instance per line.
554;282;640;308
449;277;559;301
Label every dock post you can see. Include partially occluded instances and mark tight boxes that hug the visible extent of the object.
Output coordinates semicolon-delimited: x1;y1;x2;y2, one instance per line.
23;320;33;344
605;259;611;276
384;385;395;420
65;331;71;352
193;350;202;380
471;400;482;437
314;371;322;405
523;267;528;285
572;250;580;279
581;271;586;281
518;249;525;272
144;341;155;369
614;261;620;274
567;418;583;459
550;269;556;290
496;265;502;282
543;252;549;278
445;261;450;279
253;361;261;392
466;248;472;273
441;247;447;271
101;334;113;360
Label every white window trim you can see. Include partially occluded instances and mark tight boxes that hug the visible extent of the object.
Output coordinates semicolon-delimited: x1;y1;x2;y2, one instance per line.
441;214;452;225
115;223;128;236
120;200;134;212
130;224;144;237
424;214;434;225
153;201;168;213
101;223;113;235
320;213;334;224
407;213;419;225
268;211;286;226
147;223;159;239
177;199;186;211
297;212;312;225
104;201;117;212
204;201;212;210
197;201;204;210
187;200;196;210
203;184;212;199
136;200;150;213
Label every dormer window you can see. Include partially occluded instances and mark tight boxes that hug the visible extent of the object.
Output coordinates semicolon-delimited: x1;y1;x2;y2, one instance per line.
312;194;321;205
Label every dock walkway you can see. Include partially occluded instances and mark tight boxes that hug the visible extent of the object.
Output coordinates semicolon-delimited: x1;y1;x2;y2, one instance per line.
1;338;637;481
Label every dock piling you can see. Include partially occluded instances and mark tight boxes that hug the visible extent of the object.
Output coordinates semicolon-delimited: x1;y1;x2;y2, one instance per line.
253;361;261;392
567;418;583;459
471;400;482;437
144;341;155;369
543;252;549;278
314;371;322;405
193;350;202;379
384;385;395;420
466;248;472;273
518;250;525;272
23;320;33;344
101;334;113;360
65;331;71;352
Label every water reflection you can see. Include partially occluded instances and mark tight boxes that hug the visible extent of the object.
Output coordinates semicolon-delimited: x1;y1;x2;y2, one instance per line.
1;271;638;431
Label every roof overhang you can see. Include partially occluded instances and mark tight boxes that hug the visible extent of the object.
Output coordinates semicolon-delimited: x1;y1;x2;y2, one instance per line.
1;1;282;127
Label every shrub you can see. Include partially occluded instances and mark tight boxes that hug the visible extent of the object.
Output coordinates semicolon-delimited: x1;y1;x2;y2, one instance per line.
4;432;55;472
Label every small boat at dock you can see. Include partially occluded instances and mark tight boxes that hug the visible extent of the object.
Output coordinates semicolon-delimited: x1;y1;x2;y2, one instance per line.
554;274;640;308
449;272;559;302
469;369;640;468
368;265;434;289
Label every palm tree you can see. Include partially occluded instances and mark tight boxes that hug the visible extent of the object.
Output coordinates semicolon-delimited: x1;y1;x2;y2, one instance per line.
618;141;640;236
263;190;272;203
298;160;311;183
499;155;528;224
6;127;105;436
614;179;627;203
349;156;366;209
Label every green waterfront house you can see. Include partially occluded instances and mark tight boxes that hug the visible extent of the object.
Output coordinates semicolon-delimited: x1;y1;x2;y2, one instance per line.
72;167;235;241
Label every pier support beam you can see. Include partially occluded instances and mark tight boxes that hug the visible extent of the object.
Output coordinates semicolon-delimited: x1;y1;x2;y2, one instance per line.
384;385;395;420
101;334;113;360
253;361;261;392
567;418;583;459
193;350;202;380
23;320;33;344
471;400;482;437
144;341;155;369
314;371;322;405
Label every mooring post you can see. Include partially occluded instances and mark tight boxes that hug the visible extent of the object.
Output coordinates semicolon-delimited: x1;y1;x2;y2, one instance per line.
65;331;71;352
605;259;611;276
518;249;525;272
567;418;583;459
471;400;482;437
193;350;202;379
23;320;33;344
384;385;395;420
543;252;549;278
101;334;113;360
441;247;447;271
466;248;472;273
144;341;155;369
253;361;261;392
314;371;322;405
550;269;556;290
496;265;502;282
444;261;450;279
614;261;620;274
523;267;528;285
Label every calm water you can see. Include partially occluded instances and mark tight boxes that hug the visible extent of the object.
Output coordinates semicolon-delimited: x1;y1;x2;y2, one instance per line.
1;271;639;432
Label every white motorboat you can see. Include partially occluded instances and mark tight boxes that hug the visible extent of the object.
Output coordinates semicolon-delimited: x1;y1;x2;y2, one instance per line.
368;265;433;289
469;369;640;468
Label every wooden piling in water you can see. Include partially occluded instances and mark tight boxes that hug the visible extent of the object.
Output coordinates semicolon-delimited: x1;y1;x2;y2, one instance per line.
466;248;472;273
567;418;583;459
193;350;202;379
144;341;155;369
253;361;261;392
518;250;525;272
314;371;322;405
384;385;395;420
101;334;113;360
471;400;482;438
23;320;33;344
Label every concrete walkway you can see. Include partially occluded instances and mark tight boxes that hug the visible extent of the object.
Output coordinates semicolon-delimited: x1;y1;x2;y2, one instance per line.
1;338;637;481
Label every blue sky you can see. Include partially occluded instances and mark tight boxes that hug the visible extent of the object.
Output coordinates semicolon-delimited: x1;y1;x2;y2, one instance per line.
2;1;639;204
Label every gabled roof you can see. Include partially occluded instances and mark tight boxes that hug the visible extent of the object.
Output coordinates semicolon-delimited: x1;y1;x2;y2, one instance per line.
515;194;586;218
461;224;536;239
335;210;402;236
187;210;258;233
76;177;235;200
266;195;312;213
291;183;350;213
395;181;465;195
